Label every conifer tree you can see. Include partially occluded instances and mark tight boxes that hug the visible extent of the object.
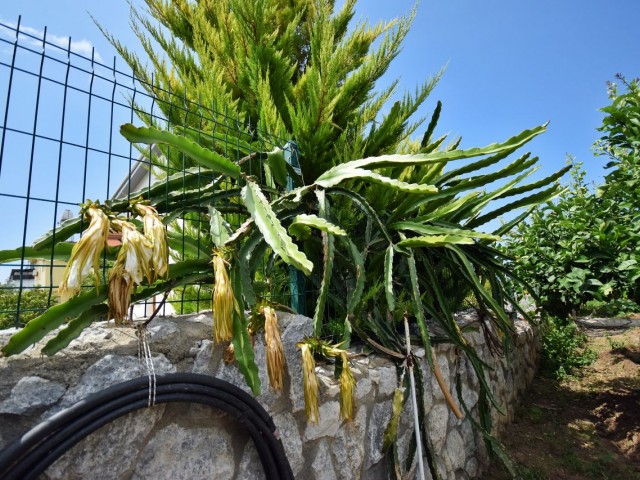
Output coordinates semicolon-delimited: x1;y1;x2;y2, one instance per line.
100;0;440;181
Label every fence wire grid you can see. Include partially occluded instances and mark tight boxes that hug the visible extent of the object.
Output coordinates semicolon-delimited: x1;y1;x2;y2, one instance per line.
0;17;297;328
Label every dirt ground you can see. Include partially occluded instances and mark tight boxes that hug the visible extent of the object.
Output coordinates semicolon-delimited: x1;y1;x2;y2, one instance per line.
482;327;640;480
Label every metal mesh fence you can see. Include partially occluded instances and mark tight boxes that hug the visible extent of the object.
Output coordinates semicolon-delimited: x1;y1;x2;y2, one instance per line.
0;17;294;327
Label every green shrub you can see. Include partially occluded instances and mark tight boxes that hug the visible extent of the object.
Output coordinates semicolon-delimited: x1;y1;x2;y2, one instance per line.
0;288;53;330
580;298;640;318
539;315;597;379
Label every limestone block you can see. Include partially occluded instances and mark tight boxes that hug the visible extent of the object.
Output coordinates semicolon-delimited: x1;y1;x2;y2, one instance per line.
304;401;341;441
331;406;367;479
443;429;466;472
191;339;215;374
236;440;266;480
426;401;449;451
460;379;479;410
355;377;372;401
133;422;234;480
54;354;175;411
365;401;392;469
46;405;166;480
0;376;66;414
377;365;398;398
273;412;304;476
311;440;337;480
465;457;480;478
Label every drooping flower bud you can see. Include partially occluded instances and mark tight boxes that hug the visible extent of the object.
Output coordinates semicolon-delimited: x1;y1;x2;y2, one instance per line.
59;204;109;301
263;306;284;391
298;342;319;424
107;220;154;324
339;352;355;421
135;204;168;281
108;264;134;324
212;250;234;343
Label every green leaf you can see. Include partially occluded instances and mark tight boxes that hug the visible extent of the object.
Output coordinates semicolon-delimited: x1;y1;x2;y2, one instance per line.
120;124;241;177
41;304;108;355
230;262;261;395
316;165;438;194
241;179;313;276
267;147;288;187
414;192;480;223
111;167;219;208
289;214;347;236
2;286;108;356
327;187;393;244
167;230;210;259
33;217;82;250
384;245;395;313
421;100;442;147
468;184;563;229
0;243;77;263
345;237;366;317
208;206;232;248
406;246;434;367
332;124;546;171
398;235;475;248
238;231;262;306
312;191;335;336
382;386;405;453
456;374;518;477
392;222;501;242
492;208;533;237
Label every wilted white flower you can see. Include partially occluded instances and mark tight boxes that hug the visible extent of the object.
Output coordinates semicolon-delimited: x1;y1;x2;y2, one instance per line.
107;220;153;324
136;204;168;281
112;220;153;285
59;204;109;301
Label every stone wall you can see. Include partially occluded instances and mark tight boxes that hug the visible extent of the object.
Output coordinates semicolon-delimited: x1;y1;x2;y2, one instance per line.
0;312;538;479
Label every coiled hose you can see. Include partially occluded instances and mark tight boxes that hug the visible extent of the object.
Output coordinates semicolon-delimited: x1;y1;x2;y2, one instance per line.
0;373;293;480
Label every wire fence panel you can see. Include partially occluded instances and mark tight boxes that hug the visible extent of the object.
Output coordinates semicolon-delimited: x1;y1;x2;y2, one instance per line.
0;18;293;328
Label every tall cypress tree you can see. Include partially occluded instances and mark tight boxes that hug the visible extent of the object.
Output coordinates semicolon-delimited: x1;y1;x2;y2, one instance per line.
99;0;440;181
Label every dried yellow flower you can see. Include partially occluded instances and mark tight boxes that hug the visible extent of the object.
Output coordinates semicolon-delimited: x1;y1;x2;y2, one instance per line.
112;220;153;285
263;306;284;391
106;220;154;323
136;204;168;281
212;251;234;343
108;264;134;324
298;342;319;424
59;205;109;301
339;352;355;421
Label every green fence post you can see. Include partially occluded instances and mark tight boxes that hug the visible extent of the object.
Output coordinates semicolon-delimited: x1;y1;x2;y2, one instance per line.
284;141;306;315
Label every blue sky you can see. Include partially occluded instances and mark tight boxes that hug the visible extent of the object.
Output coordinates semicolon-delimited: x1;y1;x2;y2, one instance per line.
0;0;639;264
3;0;638;183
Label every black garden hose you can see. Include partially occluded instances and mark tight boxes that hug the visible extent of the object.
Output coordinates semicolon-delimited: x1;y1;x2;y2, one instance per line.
0;373;293;480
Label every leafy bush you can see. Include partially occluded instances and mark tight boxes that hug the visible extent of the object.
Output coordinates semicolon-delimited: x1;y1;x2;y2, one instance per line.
539;316;596;379
504;77;640;317
0;288;52;330
580;298;640;318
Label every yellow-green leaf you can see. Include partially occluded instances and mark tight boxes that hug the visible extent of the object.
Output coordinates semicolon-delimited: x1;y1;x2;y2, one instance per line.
120;124;240;178
241;179;313;276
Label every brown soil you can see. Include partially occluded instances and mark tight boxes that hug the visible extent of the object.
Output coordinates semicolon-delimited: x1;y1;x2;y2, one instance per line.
482;327;640;480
